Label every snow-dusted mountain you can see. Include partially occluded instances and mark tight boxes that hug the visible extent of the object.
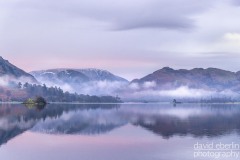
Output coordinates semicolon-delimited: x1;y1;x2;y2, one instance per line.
30;69;90;84
75;68;128;82
30;68;128;94
30;68;128;83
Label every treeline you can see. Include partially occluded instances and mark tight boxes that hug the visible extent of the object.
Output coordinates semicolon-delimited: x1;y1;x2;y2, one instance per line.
174;96;237;103
199;96;235;103
6;82;122;103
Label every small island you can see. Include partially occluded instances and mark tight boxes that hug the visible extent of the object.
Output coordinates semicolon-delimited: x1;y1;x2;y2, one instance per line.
173;99;182;104
23;96;47;106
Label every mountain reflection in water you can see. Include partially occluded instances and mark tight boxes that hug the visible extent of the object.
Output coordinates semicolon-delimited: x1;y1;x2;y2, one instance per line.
0;103;240;146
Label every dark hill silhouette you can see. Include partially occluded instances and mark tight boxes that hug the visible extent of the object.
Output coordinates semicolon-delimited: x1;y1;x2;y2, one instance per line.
132;67;240;91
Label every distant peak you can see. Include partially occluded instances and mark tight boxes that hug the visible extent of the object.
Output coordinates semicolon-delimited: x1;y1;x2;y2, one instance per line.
32;68;109;73
205;67;232;72
161;67;174;71
0;56;10;64
206;67;221;70
0;56;4;61
191;68;204;70
78;68;109;72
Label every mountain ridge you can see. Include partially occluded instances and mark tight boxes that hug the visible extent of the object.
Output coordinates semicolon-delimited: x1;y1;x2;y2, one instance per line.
131;67;240;91
0;56;37;83
30;68;128;83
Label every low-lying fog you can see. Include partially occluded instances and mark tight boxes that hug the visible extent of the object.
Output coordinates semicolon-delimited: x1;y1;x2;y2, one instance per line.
33;78;240;102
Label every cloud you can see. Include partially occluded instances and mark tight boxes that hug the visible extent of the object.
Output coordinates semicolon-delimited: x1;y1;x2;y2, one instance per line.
34;74;240;101
6;0;221;31
2;0;240;81
122;86;240;101
143;81;156;89
39;79;128;96
0;77;8;86
0;75;36;87
125;86;214;100
129;83;140;90
232;0;240;5
224;33;240;44
79;80;128;95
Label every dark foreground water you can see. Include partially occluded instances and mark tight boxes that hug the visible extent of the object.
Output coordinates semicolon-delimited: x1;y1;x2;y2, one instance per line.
0;103;240;160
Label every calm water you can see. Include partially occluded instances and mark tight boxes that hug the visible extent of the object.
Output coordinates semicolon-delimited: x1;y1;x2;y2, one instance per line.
0;103;240;160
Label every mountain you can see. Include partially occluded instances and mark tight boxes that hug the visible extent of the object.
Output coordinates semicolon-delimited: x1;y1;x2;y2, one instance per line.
30;69;90;84
30;68;128;83
0;56;37;83
75;69;128;82
30;68;128;94
131;67;240;91
0;57;122;102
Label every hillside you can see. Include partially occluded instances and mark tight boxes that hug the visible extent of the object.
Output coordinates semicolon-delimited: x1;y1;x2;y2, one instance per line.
131;67;240;91
0;56;37;83
30;68;128;83
0;57;122;103
30;68;128;95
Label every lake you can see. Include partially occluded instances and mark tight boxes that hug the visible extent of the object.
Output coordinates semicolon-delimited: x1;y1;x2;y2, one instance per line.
0;103;240;160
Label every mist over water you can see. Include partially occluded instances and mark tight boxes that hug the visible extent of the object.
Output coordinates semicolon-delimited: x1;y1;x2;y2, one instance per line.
35;77;240;101
2;74;239;102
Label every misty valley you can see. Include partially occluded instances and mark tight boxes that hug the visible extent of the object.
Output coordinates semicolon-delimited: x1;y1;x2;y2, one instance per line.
2;56;240;103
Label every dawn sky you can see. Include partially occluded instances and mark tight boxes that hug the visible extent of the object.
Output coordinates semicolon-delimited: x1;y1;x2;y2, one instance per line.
1;0;240;80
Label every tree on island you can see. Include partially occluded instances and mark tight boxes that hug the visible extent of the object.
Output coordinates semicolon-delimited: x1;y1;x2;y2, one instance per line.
23;96;47;106
35;96;47;105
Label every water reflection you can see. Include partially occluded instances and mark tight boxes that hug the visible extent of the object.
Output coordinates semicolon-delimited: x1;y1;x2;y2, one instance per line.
0;103;240;146
0;103;120;146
